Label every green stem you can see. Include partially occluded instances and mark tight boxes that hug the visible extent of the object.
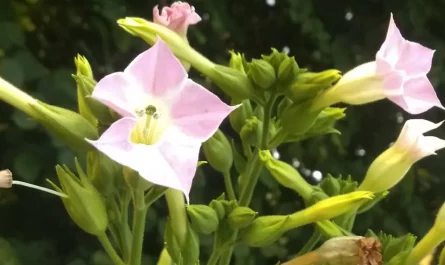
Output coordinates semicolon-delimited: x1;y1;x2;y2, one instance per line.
218;96;277;265
165;189;188;245
260;96;277;149
223;171;236;201
97;233;126;265
0;76;39;119
297;230;322;256
128;191;147;265
207;250;222;265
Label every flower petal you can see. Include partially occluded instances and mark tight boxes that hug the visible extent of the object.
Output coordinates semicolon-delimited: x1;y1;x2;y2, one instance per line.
395;119;444;158
169;79;238;141
124;38;187;98
416;136;445;159
376;13;405;74
147;128;202;203
86;117;140;167
400;76;444;114
91;72;140;117
395;41;435;76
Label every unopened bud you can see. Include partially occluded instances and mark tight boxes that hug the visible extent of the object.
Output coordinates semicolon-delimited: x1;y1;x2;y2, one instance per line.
202;130;233;173
228;206;258;229
240;117;262;146
211;65;258;102
209;199;226;220
261;48;288;70
49;159;108;235
241;215;291;247
229;51;247;74
229;98;253;133
277;56;299;85
186;205;219;234
259;150;314;200
248;59;276;90
281;100;323;135
0;169;12;188
290;69;341;104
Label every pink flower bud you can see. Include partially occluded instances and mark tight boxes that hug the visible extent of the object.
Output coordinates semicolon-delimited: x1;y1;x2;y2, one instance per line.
153;2;201;38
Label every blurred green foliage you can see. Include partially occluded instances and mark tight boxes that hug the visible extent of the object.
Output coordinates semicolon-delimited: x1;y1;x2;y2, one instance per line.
1;0;445;264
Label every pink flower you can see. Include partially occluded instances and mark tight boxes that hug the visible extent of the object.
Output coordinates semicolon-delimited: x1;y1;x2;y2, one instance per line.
86;38;237;202
358;119;445;193
153;2;201;37
312;14;444;114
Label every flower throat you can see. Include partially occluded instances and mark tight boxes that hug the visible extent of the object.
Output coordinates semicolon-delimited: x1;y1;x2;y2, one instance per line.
131;104;166;145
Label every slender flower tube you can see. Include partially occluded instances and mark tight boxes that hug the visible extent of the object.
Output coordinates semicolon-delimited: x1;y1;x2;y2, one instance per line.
312;13;444;114
153;1;201;38
358;119;445;193
86;38;238;202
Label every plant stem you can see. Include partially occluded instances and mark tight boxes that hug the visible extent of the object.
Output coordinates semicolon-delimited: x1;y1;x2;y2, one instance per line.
98;232;126;265
0;77;39;119
218;96;277;265
207;250;222;265
223;171;236;201
128;191;147;265
165;189;188;245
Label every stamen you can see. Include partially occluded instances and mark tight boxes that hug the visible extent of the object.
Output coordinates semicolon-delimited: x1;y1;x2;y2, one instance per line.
0;169;68;198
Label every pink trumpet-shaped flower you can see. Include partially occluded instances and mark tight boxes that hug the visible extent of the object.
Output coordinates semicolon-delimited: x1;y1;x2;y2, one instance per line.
86;38;237;202
153;1;201;37
312;13;444;114
358;119;445;193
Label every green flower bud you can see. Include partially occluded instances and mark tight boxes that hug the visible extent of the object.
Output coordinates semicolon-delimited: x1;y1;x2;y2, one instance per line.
202;130;233;173
186;205;219;234
74;54;93;78
259;150;314;200
230;140;247;173
211;65;261;103
229;98;253;133
290;69;341;104
261;48;288;71
30;100;98;152
228;206;258;229
73;75;118;125
209;199;226;220
181;226;200;265
280;99;322;135
49;159;108;236
277;56;299;85
247;59;276;90
241;215;291;247
320;175;342;197
229;50;247;75
283;107;345;143
240;117;262;146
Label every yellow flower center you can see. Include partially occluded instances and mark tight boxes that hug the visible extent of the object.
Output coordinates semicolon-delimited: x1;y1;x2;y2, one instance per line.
130;104;169;145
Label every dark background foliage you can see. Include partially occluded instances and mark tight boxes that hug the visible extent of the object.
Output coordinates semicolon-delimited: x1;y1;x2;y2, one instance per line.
1;0;444;264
